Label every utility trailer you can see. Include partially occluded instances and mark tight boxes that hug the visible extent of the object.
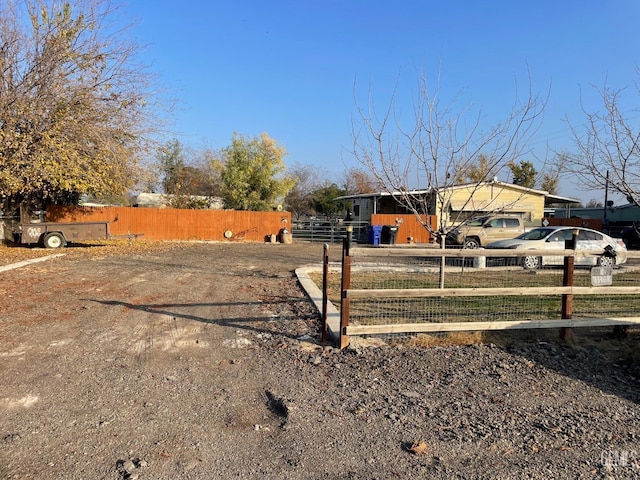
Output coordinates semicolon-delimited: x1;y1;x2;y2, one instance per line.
16;221;110;249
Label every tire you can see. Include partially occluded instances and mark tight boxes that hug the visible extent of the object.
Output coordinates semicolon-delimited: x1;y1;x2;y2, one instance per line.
43;232;66;249
597;255;615;268
522;255;541;270
463;237;480;249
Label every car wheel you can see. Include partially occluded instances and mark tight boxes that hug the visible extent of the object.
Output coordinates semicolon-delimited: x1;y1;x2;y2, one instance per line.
463;237;480;249
597;255;615;268
522;256;541;270
43;232;65;249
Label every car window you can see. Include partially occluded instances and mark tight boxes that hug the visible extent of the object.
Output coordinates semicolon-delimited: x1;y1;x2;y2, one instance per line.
518;228;554;240
547;230;573;242
547;232;565;242
504;218;520;228
485;219;502;228
578;229;599;241
560;229;574;241
466;218;486;227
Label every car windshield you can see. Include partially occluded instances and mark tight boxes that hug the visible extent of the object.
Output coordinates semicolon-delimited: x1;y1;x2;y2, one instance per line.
515;228;557;240
464;217;488;227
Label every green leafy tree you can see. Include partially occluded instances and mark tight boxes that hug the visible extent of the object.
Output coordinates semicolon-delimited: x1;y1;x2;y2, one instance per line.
0;0;159;217
311;183;347;216
508;160;537;188
220;133;294;211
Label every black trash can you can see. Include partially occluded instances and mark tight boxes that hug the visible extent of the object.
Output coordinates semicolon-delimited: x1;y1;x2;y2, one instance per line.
382;225;398;245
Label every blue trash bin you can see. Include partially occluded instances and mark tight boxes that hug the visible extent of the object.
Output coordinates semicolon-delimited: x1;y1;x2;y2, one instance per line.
368;225;383;245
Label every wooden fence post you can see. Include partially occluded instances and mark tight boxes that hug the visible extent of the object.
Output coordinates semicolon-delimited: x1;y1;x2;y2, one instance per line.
339;237;351;349
561;229;578;342
321;244;329;343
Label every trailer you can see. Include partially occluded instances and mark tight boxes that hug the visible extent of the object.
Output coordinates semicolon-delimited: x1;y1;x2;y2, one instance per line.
17;221;110;248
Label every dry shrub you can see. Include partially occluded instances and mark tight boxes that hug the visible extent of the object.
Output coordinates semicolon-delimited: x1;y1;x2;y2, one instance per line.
406;331;488;347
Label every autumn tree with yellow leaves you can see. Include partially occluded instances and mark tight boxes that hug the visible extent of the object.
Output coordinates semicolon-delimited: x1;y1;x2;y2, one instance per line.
0;0;158;219
217;133;295;211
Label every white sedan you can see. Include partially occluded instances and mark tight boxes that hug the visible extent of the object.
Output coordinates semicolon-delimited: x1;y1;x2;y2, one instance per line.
485;226;628;270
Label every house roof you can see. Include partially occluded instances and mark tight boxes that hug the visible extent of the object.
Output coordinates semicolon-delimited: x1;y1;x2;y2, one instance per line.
334;189;432;201
544;193;582;205
334;180;580;203
441;179;549;196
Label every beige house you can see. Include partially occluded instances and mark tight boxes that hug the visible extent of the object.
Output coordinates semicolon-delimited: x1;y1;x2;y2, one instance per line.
438;180;548;227
337;179;578;229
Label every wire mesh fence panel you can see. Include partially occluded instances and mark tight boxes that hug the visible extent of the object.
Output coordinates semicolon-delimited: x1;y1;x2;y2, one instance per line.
312;247;640;339
346;267;566;327
347;295;565;326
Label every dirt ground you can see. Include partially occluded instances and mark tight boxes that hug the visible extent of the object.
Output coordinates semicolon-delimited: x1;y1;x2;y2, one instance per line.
1;240;639;479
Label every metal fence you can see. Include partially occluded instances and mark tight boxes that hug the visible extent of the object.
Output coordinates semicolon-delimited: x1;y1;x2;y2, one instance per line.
291;219;370;244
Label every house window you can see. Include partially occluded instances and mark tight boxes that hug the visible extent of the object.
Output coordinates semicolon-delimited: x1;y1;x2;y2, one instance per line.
353;205;360;217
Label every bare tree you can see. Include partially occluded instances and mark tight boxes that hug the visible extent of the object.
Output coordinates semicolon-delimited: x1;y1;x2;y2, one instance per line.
351;68;547;237
464;154;499;183
0;0;163;223
342;166;382;195
565;79;640;206
284;163;327;219
539;152;567;195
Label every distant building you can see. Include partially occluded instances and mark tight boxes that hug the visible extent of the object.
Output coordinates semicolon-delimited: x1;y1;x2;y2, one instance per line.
550;203;640;224
336;179;579;228
131;193;224;210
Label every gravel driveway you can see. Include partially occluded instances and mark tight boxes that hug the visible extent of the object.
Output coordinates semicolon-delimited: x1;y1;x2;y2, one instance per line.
0;241;639;479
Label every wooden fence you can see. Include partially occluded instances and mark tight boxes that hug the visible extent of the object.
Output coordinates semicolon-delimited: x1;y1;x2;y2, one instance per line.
46;205;291;243
544;216;604;231
370;214;437;244
330;242;640;348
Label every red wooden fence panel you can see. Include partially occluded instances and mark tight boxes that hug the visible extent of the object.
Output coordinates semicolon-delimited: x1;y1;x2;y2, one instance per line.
370;214;437;244
543;217;603;231
46;205;291;243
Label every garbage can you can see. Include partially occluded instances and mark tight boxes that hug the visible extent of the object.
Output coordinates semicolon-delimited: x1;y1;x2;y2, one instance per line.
368;225;383;245
382;225;399;245
279;228;293;244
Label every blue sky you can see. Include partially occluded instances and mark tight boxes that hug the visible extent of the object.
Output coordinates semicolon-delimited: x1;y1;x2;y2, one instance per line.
125;0;640;204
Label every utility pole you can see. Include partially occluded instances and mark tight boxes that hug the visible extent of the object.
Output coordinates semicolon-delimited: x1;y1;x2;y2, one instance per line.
603;171;609;226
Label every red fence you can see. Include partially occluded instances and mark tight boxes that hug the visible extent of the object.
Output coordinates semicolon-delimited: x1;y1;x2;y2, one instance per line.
47;205;291;243
370;214;437;244
544;217;603;231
